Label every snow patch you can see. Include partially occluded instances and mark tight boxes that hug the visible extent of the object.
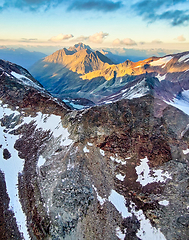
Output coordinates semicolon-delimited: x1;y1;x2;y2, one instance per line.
123;78;149;100
183;148;189;154
108;189;131;218
156;73;166;81
181;89;189;99
11;71;42;90
104;100;113;104
100;149;105;156
23;113;73;146
150;56;173;67
131;206;167;240
93;185;106;206
159;200;169;206
37;155;46;168
135;157;171;186
116;226;125;240
116;174;125;181
83;146;89;153
93;186;132;219
165;96;189;116
178;53;189;63
110;155;126;165
87;142;93;146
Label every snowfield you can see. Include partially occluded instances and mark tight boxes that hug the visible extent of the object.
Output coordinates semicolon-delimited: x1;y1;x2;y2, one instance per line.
0;103;30;240
165;94;189;116
11;71;43;90
0;101;73;239
150;56;173;67
178;53;189;63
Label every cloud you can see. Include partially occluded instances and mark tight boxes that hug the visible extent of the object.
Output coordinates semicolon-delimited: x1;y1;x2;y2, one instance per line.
151;39;163;44
112;38;121;46
68;0;123;12
0;0;52;11
159;10;189;26
20;38;38;42
88;32;108;43
73;35;89;42
113;38;137;46
0;0;123;12
0;0;72;12
69;32;108;44
49;33;74;42
122;38;137;46
132;0;189;26
175;35;186;41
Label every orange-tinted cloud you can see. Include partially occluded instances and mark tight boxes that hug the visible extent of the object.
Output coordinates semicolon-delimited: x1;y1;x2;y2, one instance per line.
89;32;109;43
113;38;137;46
49;34;74;42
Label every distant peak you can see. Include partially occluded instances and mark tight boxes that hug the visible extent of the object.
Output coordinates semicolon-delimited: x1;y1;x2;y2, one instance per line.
0;46;8;50
100;49;109;55
68;42;92;52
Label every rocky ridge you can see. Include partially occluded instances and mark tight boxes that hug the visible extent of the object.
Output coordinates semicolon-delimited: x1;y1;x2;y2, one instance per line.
0;59;189;239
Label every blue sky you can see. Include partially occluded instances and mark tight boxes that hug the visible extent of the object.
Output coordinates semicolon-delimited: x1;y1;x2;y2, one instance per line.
0;0;189;53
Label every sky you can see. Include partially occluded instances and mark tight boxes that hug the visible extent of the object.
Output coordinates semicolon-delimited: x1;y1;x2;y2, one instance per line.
0;0;189;54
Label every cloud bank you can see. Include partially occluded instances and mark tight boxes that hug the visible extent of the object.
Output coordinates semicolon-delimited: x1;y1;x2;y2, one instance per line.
89;32;108;43
151;39;163;44
132;0;189;26
71;32;109;44
175;35;186;42
49;34;74;42
1;0;189;27
0;0;123;12
113;38;137;46
68;0;123;12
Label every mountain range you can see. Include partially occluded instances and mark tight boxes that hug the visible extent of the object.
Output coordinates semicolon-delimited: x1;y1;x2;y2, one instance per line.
100;47;179;63
0;47;46;69
30;43;189;106
0;45;189;240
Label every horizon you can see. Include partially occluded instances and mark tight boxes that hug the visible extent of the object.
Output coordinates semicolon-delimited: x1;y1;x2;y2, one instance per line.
0;0;189;55
0;41;188;59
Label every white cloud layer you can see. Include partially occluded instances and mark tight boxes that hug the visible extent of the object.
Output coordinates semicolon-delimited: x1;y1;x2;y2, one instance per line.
49;33;74;42
151;39;163;44
113;38;137;46
89;31;109;43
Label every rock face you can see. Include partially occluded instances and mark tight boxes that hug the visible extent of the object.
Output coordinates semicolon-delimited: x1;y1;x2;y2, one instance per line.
0;59;189;240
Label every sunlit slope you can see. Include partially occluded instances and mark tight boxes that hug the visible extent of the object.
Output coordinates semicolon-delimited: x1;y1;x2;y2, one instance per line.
82;53;189;80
